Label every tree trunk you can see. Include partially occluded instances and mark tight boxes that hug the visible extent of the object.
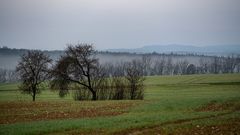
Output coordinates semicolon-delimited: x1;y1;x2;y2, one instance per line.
32;93;36;101
32;88;36;102
92;90;97;101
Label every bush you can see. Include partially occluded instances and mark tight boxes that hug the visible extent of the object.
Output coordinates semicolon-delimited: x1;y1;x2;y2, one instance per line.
72;77;144;101
111;77;128;100
73;85;92;100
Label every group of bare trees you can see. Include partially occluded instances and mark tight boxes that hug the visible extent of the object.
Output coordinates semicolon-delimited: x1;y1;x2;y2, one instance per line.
0;68;18;83
72;63;144;101
16;44;145;101
198;56;240;74
101;55;240;77
8;44;240;101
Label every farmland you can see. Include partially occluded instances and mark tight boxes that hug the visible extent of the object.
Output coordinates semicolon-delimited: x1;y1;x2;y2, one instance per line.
0;73;240;134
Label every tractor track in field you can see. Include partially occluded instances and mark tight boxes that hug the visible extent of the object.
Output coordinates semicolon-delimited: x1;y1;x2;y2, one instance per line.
63;110;239;135
114;111;240;135
114;99;240;135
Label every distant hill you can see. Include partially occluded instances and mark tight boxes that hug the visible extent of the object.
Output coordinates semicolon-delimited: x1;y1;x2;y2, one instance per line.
107;45;240;55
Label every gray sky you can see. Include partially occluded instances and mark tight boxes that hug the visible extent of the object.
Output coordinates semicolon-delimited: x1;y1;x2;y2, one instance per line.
1;0;240;50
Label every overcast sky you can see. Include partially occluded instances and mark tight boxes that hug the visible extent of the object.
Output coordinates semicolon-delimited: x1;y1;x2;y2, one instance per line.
0;0;240;50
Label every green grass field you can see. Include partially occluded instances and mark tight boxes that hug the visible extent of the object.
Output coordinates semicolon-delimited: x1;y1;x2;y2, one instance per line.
0;74;240;134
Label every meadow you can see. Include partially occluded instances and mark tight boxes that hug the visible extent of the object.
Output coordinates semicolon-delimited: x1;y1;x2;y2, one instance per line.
0;74;240;134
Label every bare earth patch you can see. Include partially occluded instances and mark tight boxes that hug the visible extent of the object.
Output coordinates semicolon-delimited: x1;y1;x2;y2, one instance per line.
0;101;137;124
196;101;240;111
114;117;240;135
171;119;240;135
195;100;240;112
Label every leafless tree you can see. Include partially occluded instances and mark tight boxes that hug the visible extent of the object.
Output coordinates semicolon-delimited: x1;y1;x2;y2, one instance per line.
153;57;165;75
0;69;19;83
236;55;240;72
51;44;102;100
142;55;152;76
165;57;173;75
179;60;189;74
125;60;145;100
16;50;52;101
210;57;220;74
0;68;7;82
199;58;209;74
223;55;238;73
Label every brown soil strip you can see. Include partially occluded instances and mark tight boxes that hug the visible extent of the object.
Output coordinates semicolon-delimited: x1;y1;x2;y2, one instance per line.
170;119;240;135
119;118;240;135
0;101;135;124
195;100;240;112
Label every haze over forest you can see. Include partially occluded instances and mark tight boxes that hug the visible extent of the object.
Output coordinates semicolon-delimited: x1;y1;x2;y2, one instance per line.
1;0;240;80
1;45;240;83
1;0;240;50
0;44;239;70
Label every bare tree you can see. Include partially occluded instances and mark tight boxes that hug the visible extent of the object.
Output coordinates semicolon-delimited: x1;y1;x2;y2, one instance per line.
16;50;52;101
73;64;107;100
199;58;209;74
223;55;238;73
179;60;189;75
125;60;145;100
142;55;152;76
165;57;173;75
0;68;7;83
236;55;240;73
211;56;220;74
90;64;107;99
51;44;101;100
153;57;165;75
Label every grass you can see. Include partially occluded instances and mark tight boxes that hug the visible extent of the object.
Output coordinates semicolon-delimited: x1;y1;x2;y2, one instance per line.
0;73;240;134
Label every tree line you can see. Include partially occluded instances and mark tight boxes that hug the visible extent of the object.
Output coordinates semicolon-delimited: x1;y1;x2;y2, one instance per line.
101;54;240;77
0;68;18;83
1;47;240;84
